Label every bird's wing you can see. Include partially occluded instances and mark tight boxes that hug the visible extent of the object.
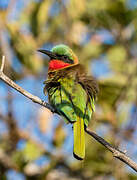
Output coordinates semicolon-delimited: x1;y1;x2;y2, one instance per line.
77;75;99;126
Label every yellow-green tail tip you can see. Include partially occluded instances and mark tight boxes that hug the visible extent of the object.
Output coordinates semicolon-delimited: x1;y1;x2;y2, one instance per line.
73;152;84;160
73;118;85;160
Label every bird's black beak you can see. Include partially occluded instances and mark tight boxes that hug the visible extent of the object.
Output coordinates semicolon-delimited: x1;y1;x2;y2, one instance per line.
38;49;57;59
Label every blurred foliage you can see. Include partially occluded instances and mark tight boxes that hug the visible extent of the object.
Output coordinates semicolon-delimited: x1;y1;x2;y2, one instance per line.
0;0;137;179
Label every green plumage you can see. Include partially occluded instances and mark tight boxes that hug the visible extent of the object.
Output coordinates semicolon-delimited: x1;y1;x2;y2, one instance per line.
42;44;98;160
52;44;74;60
46;70;92;125
44;65;98;159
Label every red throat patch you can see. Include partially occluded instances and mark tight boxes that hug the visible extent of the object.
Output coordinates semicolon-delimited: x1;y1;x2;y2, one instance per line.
49;60;71;71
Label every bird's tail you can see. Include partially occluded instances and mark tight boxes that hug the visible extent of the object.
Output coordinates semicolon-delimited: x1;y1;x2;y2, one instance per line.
73;117;85;160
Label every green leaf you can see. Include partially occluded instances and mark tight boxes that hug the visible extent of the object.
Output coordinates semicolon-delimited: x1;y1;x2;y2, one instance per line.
107;45;127;72
23;141;42;161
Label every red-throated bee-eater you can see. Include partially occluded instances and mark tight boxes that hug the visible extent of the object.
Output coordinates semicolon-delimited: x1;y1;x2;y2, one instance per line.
38;44;98;160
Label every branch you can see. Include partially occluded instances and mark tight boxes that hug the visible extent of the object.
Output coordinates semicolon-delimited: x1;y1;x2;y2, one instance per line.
0;56;137;172
0;56;55;113
0;56;5;72
85;128;137;172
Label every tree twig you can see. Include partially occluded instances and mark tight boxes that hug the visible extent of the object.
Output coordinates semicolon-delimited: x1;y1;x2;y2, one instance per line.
85;128;137;172
0;56;137;172
0;56;5;72
0;56;55;113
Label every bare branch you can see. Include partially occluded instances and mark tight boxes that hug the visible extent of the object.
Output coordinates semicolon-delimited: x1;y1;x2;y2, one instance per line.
85;128;137;172
0;56;5;72
0;57;55;113
0;56;137;172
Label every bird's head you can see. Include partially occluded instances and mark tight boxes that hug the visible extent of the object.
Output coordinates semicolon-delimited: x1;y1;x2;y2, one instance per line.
38;44;79;71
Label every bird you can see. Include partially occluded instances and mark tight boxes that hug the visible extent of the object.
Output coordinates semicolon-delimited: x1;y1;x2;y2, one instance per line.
38;44;98;160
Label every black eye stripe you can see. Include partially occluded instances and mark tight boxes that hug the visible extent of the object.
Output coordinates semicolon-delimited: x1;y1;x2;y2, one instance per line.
55;54;74;64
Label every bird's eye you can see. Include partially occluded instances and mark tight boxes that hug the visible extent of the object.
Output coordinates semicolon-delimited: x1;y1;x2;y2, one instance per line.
63;55;68;59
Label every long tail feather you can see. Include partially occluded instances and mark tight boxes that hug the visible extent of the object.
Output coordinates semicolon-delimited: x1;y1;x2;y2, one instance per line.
73;117;85;160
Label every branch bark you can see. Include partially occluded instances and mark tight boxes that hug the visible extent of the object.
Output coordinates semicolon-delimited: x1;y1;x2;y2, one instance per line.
0;56;137;172
0;56;55;113
85;128;137;172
